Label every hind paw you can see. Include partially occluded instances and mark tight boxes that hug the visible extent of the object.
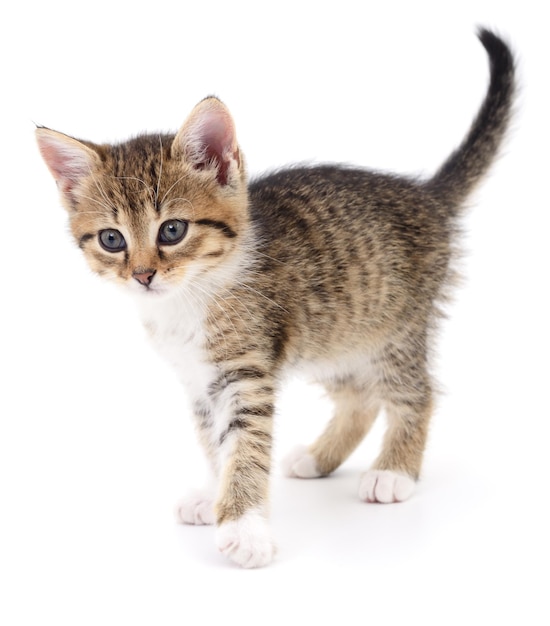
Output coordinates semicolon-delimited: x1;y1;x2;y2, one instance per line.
358;469;415;503
175;489;215;525
281;445;322;478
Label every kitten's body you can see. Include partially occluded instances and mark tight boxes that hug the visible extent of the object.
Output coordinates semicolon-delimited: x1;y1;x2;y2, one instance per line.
37;30;515;567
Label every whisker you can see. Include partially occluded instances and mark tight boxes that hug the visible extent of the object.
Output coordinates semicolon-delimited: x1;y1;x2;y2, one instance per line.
254;250;288;267
233;279;288;314
162;197;196;216
191;281;240;356
176;283;233;359
192;274;253;332
77;193;118;214
160;174;192;208
70;209;105;217
114;175;156;208
90;171;117;214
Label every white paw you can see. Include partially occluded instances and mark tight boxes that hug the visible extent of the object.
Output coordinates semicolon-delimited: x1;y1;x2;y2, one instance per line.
358;469;415;504
216;510;276;568
175;490;215;525
281;445;322;478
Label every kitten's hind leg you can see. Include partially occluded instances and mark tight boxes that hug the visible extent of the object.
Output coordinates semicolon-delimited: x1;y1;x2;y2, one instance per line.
175;406;218;525
359;347;432;504
283;377;380;478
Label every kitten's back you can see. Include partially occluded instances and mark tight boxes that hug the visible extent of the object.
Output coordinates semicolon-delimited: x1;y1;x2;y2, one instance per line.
248;166;451;354
246;30;514;360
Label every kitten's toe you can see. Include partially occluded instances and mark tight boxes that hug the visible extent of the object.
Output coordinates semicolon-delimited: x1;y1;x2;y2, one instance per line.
216;510;276;568
175;490;215;525
358;469;415;504
281;445;322;478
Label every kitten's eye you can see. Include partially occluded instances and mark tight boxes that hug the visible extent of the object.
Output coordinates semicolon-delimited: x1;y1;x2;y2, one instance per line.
98;229;127;252
158;219;188;245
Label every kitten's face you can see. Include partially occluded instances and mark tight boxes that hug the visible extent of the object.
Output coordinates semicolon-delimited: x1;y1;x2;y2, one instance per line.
37;98;248;300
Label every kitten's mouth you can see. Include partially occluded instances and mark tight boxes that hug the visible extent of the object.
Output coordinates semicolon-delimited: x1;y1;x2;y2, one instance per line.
131;282;170;298
143;285;169;296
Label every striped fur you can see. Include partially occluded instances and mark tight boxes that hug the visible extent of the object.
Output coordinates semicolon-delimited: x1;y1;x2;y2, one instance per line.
36;30;515;567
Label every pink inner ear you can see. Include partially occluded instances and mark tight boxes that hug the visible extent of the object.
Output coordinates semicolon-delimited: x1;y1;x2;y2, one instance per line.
37;132;94;195
191;107;239;185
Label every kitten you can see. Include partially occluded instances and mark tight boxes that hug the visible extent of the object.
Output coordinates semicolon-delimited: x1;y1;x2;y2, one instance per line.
36;29;514;568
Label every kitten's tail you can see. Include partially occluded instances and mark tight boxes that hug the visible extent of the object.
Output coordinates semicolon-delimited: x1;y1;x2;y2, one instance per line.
427;29;515;209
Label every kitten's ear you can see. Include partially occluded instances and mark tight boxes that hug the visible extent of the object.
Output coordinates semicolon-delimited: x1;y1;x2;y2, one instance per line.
36;128;100;200
172;97;241;186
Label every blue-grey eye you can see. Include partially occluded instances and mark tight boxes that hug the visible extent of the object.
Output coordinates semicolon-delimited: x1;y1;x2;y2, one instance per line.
99;229;126;252
158;219;188;245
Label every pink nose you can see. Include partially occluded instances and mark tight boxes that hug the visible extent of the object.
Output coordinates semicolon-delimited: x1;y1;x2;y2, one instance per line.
133;269;156;286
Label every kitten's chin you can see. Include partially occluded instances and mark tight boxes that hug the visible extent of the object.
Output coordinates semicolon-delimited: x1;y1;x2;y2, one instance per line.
127;282;174;300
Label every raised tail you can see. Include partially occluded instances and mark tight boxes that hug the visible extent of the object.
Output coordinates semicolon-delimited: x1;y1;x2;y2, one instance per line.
426;29;515;208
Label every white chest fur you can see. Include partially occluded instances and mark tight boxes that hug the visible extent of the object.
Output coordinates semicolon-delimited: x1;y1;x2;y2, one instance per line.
136;293;218;404
136;290;245;457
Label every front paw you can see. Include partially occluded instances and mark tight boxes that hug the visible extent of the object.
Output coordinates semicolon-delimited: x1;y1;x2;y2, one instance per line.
175;489;215;525
216;510;276;568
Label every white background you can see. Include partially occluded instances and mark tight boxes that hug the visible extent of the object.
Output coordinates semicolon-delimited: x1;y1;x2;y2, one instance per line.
1;1;549;624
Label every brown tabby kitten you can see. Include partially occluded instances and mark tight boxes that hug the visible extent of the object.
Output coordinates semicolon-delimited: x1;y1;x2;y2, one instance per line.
36;29;514;568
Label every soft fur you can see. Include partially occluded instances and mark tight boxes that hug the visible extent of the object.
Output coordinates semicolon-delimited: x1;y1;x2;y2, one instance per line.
36;30;515;568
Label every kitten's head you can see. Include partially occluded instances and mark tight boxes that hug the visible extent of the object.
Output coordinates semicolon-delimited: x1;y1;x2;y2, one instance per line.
36;97;248;299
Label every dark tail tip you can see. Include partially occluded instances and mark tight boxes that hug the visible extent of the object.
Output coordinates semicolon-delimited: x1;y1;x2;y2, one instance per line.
476;27;515;80
427;28;515;208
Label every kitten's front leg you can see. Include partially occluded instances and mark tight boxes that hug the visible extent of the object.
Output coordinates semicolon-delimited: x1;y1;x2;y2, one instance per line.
212;371;276;568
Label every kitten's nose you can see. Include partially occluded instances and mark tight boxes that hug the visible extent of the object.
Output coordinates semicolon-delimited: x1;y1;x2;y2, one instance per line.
133;269;156;286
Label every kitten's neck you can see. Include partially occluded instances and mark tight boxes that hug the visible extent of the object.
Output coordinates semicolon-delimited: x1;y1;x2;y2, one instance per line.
135;227;254;323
